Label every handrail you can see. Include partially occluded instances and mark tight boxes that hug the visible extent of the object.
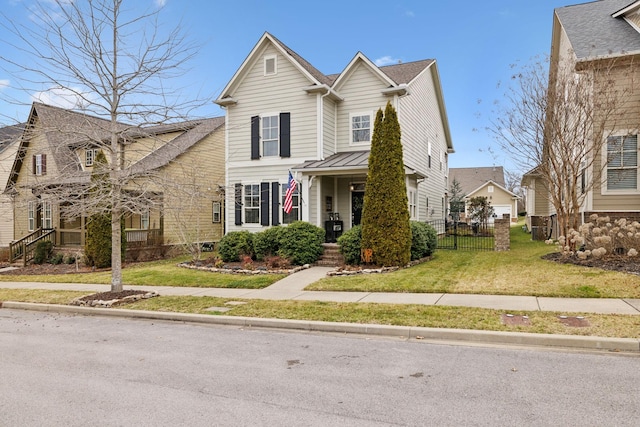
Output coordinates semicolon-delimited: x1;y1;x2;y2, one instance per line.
9;228;56;265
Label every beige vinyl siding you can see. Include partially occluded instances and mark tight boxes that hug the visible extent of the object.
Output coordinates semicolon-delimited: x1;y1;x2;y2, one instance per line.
334;62;389;153
0;195;13;247
124;131;181;166
398;65;450;221
156;127;225;245
323;97;337;159
225;44;318;164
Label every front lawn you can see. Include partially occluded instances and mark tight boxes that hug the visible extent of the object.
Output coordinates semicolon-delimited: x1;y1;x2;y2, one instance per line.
306;225;640;298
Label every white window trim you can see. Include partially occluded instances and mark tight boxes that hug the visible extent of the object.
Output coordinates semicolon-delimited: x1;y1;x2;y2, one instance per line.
85;149;98;167
260;112;280;157
35;154;44;176
243;184;261;224
349;111;373;146
264;54;277;76
601;131;639;195
42;200;52;229
212;201;221;223
28;201;35;231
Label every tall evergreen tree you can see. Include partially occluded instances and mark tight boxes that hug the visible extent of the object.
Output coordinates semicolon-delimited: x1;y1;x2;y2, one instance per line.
361;101;411;266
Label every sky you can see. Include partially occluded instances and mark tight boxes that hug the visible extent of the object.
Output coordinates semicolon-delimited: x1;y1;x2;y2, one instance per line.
0;0;571;171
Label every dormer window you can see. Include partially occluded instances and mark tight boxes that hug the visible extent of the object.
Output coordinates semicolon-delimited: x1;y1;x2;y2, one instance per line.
264;54;277;76
85;149;98;167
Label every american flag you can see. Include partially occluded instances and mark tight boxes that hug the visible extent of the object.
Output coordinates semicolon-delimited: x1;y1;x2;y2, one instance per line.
284;171;296;214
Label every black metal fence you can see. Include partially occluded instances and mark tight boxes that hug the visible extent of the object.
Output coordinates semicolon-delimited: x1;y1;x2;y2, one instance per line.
427;220;495;251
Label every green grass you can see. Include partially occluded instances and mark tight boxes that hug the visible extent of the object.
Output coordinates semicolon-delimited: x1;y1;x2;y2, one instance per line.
307;224;640;298
0;256;285;289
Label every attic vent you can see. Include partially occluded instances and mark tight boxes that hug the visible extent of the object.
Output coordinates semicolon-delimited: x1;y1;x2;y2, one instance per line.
264;55;277;76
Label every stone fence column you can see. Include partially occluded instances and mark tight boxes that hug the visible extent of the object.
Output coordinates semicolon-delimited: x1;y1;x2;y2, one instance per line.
494;214;510;251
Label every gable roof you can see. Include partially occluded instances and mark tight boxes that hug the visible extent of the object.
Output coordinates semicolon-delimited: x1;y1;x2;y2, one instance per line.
10;102;225;188
465;179;518;199
555;0;640;60
449;167;506;195
0;123;24;154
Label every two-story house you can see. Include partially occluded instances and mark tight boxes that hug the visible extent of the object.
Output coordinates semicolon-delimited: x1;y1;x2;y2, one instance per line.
215;33;454;238
523;0;640;238
7;102;225;260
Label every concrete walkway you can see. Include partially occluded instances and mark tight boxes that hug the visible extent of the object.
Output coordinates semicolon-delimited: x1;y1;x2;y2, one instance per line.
1;266;639;315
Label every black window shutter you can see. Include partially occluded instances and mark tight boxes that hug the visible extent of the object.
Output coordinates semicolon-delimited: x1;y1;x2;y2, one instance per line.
42;154;46;175
251;116;260;160
260;182;269;226
32;155;36;175
234;183;242;225
271;181;280;226
280;112;290;158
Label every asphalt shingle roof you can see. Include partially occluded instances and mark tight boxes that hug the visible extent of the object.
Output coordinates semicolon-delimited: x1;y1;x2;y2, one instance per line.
556;0;640;59
449;167;506;195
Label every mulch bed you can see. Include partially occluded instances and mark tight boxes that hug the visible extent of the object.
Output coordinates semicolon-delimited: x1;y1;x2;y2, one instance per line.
542;252;640;276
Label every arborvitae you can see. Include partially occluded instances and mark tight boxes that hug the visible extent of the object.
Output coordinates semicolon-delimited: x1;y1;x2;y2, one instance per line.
361;101;411;266
84;150;126;268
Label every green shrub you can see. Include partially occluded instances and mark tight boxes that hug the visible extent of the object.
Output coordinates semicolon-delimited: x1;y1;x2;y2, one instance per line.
337;225;362;265
85;214;112;268
50;253;64;265
253;226;283;261
410;221;437;260
277;221;325;265
218;231;254;262
65;254;76;264
33;240;53;264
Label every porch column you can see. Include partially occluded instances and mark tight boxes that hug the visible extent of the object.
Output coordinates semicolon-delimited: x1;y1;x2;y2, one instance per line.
315;176;322;227
302;175;310;223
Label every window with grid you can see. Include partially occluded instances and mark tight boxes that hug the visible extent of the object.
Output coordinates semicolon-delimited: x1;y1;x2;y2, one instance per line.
28;201;35;231
607;135;638;191
244;184;260;223
262;115;279;157
43;201;52;229
281;183;299;224
408;190;417;219
212;202;221;223
85;149;98;166
351;114;371;144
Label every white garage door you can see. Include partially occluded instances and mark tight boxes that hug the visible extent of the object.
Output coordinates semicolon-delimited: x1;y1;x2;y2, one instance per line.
490;205;512;223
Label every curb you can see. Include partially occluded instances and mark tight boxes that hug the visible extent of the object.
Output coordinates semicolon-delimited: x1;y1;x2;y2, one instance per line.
2;301;639;353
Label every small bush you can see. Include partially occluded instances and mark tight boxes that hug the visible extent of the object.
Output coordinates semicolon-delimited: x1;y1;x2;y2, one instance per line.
33;240;53;264
218;231;254;262
410;221;438;260
50;253;64;265
65;255;76;265
278;221;325;265
253;226;283;261
337;225;362;265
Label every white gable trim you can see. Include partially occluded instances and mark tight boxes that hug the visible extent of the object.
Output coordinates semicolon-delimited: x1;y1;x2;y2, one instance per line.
465;179;518;199
612;1;640;18
332;52;396;91
215;32;323;103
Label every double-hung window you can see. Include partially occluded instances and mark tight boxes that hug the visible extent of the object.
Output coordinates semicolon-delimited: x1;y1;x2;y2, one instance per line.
33;154;46;176
212;202;221;223
262;115;279;157
606;134;638;191
408;190;417;219
28;201;35;231
244;184;260;223
350;113;371;144
141;210;150;230
281;183;300;224
42;201;52;229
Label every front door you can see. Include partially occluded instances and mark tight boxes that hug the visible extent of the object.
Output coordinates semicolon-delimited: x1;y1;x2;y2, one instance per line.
351;191;364;227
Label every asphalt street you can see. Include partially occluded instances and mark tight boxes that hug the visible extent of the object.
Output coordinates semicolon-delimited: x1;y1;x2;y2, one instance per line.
1;309;638;426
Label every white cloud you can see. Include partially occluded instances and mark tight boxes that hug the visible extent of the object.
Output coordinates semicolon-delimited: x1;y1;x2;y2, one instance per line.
32;87;90;109
0;80;9;90
375;56;401;67
405;10;415;18
155;0;167;7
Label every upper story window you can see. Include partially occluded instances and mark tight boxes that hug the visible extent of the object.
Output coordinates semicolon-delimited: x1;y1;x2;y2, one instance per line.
33;154;46;176
350;113;371;145
85;149;98;167
264;54;277;76
251;113;291;159
606;134;638;192
262;115;279;157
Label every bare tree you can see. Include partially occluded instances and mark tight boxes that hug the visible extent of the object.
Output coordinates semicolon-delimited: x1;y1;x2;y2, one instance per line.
0;0;202;291
490;53;634;239
504;169;525;213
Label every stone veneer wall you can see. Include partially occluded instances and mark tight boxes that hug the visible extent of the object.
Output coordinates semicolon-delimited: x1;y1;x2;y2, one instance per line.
494;214;510;251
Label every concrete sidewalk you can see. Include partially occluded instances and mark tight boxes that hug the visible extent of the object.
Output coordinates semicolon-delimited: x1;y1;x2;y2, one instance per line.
1;266;639;315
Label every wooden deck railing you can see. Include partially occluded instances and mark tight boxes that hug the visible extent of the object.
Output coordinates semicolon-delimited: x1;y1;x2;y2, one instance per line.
9;228;56;266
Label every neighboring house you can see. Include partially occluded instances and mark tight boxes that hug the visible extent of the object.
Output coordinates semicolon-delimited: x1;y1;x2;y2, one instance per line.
523;0;640;238
0;123;24;247
7;102;225;258
449;167;519;223
215;32;454;238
